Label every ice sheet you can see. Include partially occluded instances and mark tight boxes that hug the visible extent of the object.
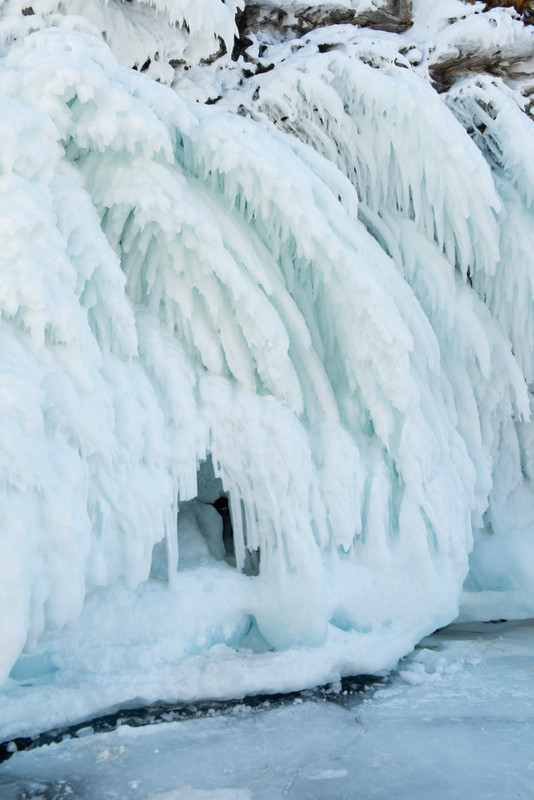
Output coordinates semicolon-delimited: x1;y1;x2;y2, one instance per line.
1;620;533;800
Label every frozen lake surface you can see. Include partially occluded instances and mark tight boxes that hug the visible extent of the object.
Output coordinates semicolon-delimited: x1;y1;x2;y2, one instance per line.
1;619;533;799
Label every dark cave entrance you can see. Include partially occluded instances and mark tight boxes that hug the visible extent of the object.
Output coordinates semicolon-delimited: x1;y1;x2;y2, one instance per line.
149;454;260;579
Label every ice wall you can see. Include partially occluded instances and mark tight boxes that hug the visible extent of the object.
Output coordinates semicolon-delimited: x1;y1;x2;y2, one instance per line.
218;22;534;619
0;0;533;720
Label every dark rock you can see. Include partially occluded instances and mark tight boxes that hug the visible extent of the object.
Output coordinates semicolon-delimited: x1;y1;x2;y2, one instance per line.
237;0;413;42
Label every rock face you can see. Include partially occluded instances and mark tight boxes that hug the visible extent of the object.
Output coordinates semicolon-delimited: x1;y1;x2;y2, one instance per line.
466;0;533;21
236;0;413;41
424;3;534;94
429;30;534;91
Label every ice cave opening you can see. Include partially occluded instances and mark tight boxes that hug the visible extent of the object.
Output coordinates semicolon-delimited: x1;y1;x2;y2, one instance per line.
150;455;260;581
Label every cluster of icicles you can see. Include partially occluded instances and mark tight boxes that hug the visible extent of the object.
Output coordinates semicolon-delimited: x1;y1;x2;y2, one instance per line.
0;2;534;690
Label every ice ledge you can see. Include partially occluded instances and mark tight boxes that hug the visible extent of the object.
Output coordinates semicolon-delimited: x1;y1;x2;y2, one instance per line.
0;623;410;742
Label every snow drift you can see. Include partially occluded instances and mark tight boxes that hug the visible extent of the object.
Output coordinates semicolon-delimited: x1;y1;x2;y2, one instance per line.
0;0;533;735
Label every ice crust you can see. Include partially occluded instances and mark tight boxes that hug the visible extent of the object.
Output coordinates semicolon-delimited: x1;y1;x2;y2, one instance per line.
0;0;533;734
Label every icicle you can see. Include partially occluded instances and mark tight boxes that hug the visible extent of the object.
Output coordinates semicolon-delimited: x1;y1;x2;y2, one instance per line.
0;10;533;718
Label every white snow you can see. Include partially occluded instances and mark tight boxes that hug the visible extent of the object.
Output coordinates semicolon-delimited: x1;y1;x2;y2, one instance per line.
0;0;533;737
1;620;533;799
0;0;243;81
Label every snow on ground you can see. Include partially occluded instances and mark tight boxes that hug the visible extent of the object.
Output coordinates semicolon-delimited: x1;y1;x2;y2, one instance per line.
1;620;533;799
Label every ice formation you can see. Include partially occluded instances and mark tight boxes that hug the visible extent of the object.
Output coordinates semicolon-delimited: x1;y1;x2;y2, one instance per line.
0;0;533;735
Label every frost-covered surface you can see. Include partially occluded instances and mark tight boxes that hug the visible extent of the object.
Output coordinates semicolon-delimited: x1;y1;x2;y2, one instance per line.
0;0;534;736
0;0;243;83
1;620;534;799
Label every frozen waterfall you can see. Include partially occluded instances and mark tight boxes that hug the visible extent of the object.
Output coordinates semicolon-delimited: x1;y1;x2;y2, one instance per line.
0;0;534;737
